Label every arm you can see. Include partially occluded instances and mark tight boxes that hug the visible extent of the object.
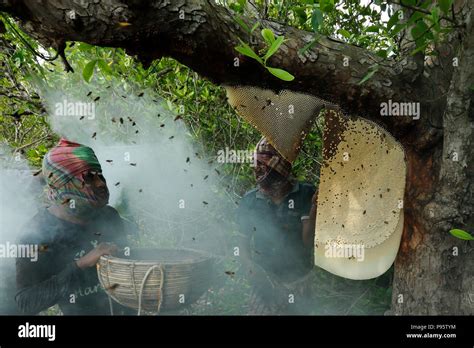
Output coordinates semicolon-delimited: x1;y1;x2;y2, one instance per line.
15;243;117;314
15;260;82;315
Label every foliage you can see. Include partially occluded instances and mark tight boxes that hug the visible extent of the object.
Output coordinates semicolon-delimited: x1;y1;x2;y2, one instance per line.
227;0;458;84
234;28;295;81
449;229;474;241
1;0;459;315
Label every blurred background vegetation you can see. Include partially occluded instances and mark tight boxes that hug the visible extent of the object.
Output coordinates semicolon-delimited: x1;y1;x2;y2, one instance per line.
2;0;452;315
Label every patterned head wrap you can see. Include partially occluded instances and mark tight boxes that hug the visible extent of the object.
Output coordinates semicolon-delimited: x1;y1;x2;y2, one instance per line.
255;137;292;178
42;138;109;218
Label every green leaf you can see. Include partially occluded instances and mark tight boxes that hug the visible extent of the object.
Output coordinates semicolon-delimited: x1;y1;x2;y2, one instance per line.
387;11;401;30
250;22;260;33
320;0;334;12
235;40;263;64
261;28;275;44
438;0;453;14
77;42;94;51
358;65;379;85
430;7;441;32
376;49;388;59
266;66;295;81
391;23;406;36
234;16;251;33
82;60;97;83
338;29;351;39
449;229;474;241
407;11;424;26
365;25;380;33
411;20;432;47
97;59;112;74
410;43;428;55
293;7;308;25
311;8;323;32
263;35;284;63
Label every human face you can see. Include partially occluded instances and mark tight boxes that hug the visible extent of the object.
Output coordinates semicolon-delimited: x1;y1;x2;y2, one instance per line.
255;154;272;183
81;170;109;202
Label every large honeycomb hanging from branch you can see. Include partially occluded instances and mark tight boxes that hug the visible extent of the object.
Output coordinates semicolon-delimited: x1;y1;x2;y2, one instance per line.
225;85;406;280
314;110;406;280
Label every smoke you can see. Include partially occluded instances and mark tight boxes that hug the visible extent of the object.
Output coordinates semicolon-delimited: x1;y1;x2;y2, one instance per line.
0;74;388;315
37;78;236;255
26;76;252;314
0;146;43;314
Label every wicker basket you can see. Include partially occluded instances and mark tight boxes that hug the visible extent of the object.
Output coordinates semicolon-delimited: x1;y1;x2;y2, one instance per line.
97;248;213;314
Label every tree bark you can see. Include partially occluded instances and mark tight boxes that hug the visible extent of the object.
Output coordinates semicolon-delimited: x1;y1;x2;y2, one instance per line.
1;0;472;314
391;1;474;315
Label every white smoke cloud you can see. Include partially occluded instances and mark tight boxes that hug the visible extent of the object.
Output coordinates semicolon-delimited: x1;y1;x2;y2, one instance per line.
0;146;43;313
37;77;237;254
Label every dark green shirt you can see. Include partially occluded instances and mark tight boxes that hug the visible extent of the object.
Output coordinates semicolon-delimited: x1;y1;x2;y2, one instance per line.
237;182;315;283
15;206;133;315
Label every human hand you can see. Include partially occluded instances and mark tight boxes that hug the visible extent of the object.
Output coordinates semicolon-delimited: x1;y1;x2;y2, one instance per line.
75;242;118;269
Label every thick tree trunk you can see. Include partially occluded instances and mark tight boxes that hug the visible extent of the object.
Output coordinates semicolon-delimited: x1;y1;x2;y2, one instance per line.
1;0;472;314
392;1;474;315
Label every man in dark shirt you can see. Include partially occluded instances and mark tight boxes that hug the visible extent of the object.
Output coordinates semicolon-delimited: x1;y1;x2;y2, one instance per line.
237;137;317;314
15;138;132;315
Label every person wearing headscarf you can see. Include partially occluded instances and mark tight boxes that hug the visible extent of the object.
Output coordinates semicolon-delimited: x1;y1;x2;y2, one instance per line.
15;138;133;315
236;137;317;314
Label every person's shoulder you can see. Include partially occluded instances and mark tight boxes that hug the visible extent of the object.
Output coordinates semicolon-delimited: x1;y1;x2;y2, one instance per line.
18;208;59;244
297;182;316;196
94;205;127;229
98;205;122;221
298;182;316;190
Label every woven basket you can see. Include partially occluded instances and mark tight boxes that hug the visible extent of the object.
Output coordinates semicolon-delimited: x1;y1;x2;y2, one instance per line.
97;248;213;314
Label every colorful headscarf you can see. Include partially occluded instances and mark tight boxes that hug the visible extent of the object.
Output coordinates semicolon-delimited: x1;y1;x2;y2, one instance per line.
255;137;292;178
42;138;109;219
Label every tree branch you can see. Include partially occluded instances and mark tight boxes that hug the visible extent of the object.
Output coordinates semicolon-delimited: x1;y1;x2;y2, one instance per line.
0;0;453;143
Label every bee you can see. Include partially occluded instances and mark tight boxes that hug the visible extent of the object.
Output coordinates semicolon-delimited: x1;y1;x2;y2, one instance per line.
105;283;120;291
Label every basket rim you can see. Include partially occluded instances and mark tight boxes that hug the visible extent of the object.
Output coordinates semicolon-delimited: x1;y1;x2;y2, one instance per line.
99;247;212;266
